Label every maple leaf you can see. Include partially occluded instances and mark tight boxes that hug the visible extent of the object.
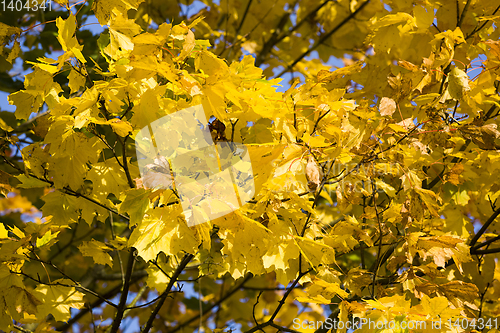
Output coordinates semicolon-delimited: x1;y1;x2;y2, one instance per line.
4;286;42;321
56;15;85;63
296;277;348;304
3;3;500;332
92;0;146;25
78;239;114;267
33;280;85;322
128;206;198;262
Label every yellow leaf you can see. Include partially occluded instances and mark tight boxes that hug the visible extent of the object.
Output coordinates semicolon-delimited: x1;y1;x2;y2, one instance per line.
119;189;151;226
0;22;22;45
438;280;479;304
316;62;363;83
28;61;58;74
305;155;323;192
338;301;349;333
0;223;8;239
414;188;441;217
448;67;470;100
297;277;348;304
414;5;434;30
128;206;198;262
36;230;60;249
6;40;20;64
179;29;195;61
5;286;42;321
78;240;113;267
68;69;86;94
293;234;335;268
8;90;44;120
420;294;449;317
375;179;396;197
54;0;68;6
56;14;85;63
107;118;133;137
41;191;79;225
108;236;127;250
33;279;85;322
15;174;47;188
372;13;415;30
92;0;146;25
399;169;421;190
146;262;171;294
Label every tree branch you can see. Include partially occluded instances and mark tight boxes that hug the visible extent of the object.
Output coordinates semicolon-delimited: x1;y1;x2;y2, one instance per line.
117;134;135;189
244;269;312;333
466;4;500;39
21;254;119;309
255;10;292;67
276;0;370;78
471;234;500;251
141;253;194;333
268;322;301;333
57;273;146;332
234;0;253;37
424;139;470;190
168;273;252;333
471;247;500;255
469;206;500;248
2;156;130;221
13;324;33;333
109;248;136;333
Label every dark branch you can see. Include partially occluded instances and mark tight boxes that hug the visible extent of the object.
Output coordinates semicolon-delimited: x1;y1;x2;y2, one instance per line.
466;4;500;39
141;253;194;333
244;269;312;333
471;235;500;251
57;273;146;332
109;248;137;333
471;247;500;255
469;206;500;248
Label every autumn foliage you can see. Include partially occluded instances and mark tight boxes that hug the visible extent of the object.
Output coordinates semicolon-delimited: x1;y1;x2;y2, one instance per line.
1;0;500;332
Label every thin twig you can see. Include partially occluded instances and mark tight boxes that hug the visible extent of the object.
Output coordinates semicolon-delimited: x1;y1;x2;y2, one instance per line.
276;0;370;77
466;4;500;39
244;269;312;333
57;272;146;332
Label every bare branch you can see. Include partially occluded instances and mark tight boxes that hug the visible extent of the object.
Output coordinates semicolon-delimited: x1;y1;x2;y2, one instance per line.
141;253;195;333
469;206;500;248
109;248;137;333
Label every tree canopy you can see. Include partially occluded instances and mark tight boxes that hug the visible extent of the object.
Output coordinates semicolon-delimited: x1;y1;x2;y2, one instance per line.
1;0;500;332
